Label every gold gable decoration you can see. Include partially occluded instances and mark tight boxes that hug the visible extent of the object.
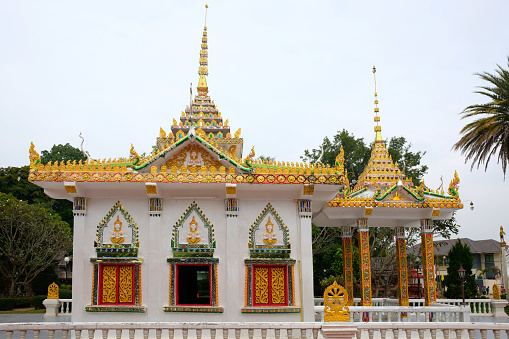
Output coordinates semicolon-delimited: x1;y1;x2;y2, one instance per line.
335;145;345;174
323;281;350;322
29;142;41;170
165;144;222;169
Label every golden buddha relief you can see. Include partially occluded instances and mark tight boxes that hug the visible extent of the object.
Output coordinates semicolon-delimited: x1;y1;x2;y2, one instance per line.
263;217;277;245
186;215;201;244
110;215;126;244
165;144;221;169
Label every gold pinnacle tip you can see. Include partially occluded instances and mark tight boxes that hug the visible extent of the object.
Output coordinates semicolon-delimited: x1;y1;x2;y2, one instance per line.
206;4;208;8
373;66;376;73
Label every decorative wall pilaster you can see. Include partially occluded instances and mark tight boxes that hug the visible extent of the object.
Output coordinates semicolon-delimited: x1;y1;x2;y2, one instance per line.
298;199;314;321
395;227;409;306
225;198;239;321
341;226;354;306
357;218;372;306
420;219;436;305
71;197;87;321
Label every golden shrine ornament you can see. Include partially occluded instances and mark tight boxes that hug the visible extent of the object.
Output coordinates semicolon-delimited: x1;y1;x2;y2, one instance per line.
47;282;59;299
324;281;350;322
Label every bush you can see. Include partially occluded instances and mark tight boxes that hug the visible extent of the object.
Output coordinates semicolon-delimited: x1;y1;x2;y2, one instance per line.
31;295;46;310
59;289;72;299
0;298;16;311
13;298;32;308
501;294;507;299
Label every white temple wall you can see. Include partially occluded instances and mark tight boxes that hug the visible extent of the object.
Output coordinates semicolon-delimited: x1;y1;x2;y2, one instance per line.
74;197;304;322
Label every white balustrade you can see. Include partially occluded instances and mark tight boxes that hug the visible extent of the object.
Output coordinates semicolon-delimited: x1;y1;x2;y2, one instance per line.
4;322;509;339
0;322;323;339
313;298;497;316
58;299;72;314
314;305;471;323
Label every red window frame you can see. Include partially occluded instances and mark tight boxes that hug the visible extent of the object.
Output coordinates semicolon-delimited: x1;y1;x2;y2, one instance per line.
175;264;212;306
98;264;135;305
252;265;288;306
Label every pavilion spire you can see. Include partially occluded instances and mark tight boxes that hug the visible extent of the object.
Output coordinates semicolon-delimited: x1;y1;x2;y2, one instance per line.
373;66;382;143
197;4;209;96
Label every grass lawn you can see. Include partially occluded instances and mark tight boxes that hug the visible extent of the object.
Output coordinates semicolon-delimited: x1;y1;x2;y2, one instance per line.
0;308;45;314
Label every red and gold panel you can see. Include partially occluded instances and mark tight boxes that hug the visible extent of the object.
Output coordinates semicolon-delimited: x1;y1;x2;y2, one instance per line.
421;233;436;305
342;237;354;306
254;267;269;305
358;230;372;306
253;265;287;306
99;264;135;305
396;238;409;306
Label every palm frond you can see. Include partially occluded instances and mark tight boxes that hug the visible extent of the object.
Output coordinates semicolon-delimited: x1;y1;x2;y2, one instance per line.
453;57;509;178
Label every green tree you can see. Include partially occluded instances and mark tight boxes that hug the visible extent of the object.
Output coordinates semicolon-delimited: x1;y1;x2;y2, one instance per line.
443;239;478;299
453;57;509;178
0;166;74;227
302;129;371;182
0;193;73;297
41;143;87;164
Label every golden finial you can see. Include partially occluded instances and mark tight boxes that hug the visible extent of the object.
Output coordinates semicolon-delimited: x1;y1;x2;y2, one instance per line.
197;5;209;94
373;66;382;142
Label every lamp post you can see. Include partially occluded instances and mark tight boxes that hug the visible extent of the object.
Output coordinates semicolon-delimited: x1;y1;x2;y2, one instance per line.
458;264;466;305
382;274;389;298
64;256;70;287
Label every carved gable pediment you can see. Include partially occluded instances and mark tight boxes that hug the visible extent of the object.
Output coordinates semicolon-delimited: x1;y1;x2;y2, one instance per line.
95;201;139;256
171;202;215;257
376;185;423;203
165;144;221;169
248;203;290;258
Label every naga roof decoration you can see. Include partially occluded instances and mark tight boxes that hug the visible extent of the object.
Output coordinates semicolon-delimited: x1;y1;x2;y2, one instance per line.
327;66;463;211
28;6;345;187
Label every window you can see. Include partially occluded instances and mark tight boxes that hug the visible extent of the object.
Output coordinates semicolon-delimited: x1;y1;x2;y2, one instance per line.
99;264;135;305
485;254;494;262
176;264;211;305
253;265;287;306
444;256;449;266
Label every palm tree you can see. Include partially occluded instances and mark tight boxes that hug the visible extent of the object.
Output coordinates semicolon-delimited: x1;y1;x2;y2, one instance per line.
453;57;509;178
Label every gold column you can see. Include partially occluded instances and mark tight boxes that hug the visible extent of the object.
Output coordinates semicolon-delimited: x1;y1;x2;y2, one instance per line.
341;226;354;306
396;227;409;306
420;219;436;305
357;218;372;306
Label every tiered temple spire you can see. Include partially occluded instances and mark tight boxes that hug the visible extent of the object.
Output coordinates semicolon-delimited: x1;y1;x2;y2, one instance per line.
352;67;412;191
165;4;231;144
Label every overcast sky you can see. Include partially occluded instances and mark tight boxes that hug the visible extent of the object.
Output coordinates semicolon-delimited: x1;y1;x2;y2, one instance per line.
1;1;508;241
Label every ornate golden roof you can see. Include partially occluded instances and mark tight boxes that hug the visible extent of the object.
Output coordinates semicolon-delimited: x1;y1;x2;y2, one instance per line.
326;67;462;211
28;5;347;188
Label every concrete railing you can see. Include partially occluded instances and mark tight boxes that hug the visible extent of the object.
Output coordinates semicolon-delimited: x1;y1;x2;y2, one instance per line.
3;322;509;339
314;305;470;322
355;322;509;339
314;298;502;316
58;299;72;314
0;322;323;339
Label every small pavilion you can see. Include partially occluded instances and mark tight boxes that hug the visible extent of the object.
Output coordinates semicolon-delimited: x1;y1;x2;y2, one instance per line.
313;68;463;306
